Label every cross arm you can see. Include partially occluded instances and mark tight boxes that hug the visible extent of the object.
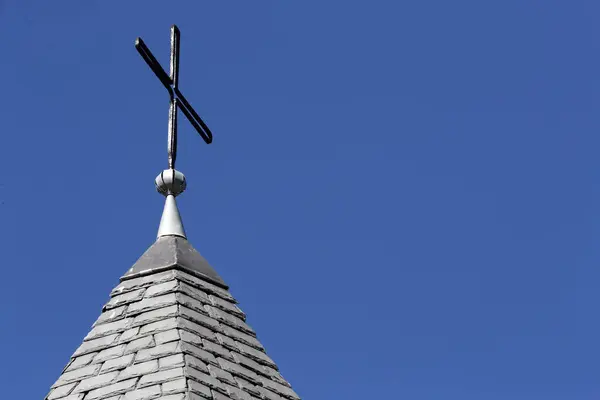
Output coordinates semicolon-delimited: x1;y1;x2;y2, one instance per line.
175;88;213;144
135;37;173;95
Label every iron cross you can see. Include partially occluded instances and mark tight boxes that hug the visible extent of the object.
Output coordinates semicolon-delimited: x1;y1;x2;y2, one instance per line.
135;25;213;170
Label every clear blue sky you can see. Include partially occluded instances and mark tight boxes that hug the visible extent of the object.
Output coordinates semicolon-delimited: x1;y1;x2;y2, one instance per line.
0;1;598;399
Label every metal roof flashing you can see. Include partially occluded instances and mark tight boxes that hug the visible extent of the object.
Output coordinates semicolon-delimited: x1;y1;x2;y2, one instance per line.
122;235;228;289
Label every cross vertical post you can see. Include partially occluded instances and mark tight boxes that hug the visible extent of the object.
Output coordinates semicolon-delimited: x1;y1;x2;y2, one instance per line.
168;25;180;169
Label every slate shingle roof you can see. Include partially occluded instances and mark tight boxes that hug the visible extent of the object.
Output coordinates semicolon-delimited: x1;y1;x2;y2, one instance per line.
45;238;300;400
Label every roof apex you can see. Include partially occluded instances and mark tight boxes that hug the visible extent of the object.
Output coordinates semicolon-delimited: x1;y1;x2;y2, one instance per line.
123;235;228;289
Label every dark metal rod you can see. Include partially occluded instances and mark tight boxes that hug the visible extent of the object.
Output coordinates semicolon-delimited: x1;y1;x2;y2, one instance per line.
135;38;173;93
176;88;213;144
178;102;212;145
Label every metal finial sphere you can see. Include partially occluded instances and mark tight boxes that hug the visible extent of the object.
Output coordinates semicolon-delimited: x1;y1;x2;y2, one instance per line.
156;169;187;197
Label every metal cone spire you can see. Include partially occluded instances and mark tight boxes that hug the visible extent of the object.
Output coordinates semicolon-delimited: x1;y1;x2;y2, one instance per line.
155;168;187;239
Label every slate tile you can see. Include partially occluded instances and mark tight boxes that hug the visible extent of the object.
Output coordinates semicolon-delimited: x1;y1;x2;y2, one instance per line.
121;385;161;400
204;306;253;334
188;393;211;400
139;317;178;336
207;364;236;386
260;378;300;400
155;328;180;344
64;352;97;372
86;318;134;340
101;353;135;373
112;271;176;296
161;377;187;395
159;353;185;370
217;357;260;384
178;281;210;303
94;305;127;326
47;382;77;399
215;333;238;351
234;376;262;397
180;329;203;347
202;339;234;361
174;271;235;302
177;292;209;315
51;394;85;400
135;341;180;363
161;394;186;400
178;316;216;340
234;341;276;368
209;295;245;320
105;289;146;310
257;387;285;400
73;334;120;357
181;343;217;367
184;354;209;373
52;363;101;387
127;293;178;316
187;379;212;398
132;305;178;327
221;327;263;351
72;371;119;393
179;305;219;331
93;344;126;363
231;352;267;376
117;360;159;381
119;327;141;343
124;335;155;354
223;383;253;400
260;365;291;387
185;365;226;393
212;391;232;400
144;280;179;298
138;367;184;388
84;378;138;400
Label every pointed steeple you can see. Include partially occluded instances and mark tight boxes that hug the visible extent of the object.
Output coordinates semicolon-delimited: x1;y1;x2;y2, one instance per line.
44;25;300;400
44;169;300;399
